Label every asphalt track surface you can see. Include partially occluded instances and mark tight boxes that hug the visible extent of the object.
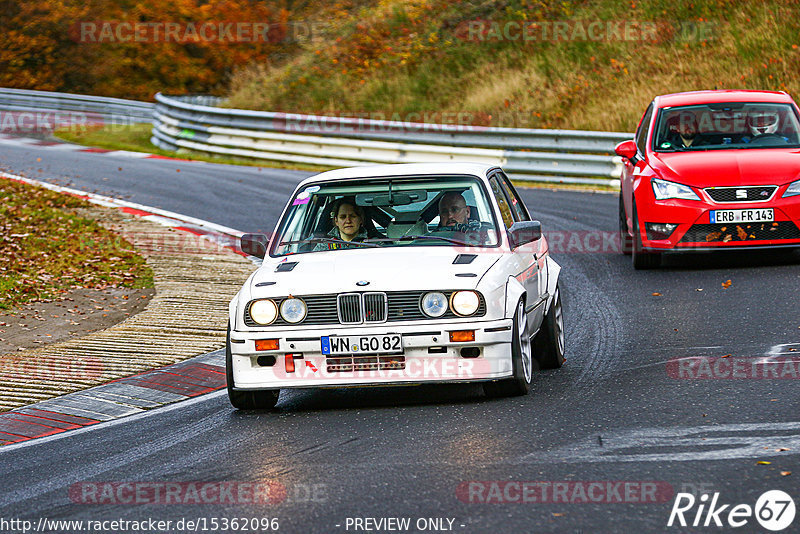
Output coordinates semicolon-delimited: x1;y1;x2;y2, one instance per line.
1;140;799;533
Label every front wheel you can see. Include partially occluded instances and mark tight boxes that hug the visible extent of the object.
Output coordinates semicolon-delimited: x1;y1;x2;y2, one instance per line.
532;285;565;369
484;299;533;398
619;195;632;255
631;201;662;270
226;323;280;410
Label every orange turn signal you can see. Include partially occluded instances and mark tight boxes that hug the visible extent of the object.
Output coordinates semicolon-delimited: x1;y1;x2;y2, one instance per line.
449;330;475;343
255;339;279;351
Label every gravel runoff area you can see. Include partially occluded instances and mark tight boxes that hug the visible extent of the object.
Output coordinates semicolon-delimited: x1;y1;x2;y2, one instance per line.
0;205;256;411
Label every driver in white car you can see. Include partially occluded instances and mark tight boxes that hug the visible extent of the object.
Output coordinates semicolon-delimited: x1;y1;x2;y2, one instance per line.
437;191;480;232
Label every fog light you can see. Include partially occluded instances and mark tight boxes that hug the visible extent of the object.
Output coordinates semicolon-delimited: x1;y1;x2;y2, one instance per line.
255;339;279;351
449;330;475;342
645;222;679;241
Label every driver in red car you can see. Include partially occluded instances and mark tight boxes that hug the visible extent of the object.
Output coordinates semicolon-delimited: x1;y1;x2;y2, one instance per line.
741;110;790;143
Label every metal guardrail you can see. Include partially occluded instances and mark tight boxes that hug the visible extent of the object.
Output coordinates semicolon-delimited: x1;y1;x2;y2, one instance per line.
0;88;632;185
0;88;154;124
152;93;632;186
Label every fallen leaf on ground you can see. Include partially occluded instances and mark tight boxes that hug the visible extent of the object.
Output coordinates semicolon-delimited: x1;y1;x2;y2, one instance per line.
781;471;791;476
777;448;790;451
722;354;731;358
652;292;662;296
757;461;771;465
722;280;732;288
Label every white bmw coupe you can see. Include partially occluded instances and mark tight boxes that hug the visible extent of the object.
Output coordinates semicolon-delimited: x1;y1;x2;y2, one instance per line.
227;163;565;409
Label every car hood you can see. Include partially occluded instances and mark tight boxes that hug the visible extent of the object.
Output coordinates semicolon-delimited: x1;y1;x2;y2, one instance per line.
250;247;502;296
650;149;800;187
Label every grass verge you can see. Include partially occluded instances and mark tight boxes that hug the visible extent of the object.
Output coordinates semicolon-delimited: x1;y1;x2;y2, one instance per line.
0;178;153;310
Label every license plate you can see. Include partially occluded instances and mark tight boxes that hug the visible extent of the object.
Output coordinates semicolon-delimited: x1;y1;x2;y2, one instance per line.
321;334;403;355
710;209;774;224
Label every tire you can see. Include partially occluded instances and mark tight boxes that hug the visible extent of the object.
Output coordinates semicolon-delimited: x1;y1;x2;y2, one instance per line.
484;299;534;398
631;201;661;270
619;195;632;255
226;322;280;410
532;285;565;370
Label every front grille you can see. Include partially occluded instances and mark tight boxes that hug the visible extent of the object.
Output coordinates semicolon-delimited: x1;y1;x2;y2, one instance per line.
364;292;387;322
337;293;363;324
705;186;777;203
326;355;406;372
679;221;800;244
244;291;486;327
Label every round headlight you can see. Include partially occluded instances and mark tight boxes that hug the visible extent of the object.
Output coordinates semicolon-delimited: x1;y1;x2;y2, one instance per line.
249;299;278;325
280;297;307;324
421;292;448;318
451;291;480;316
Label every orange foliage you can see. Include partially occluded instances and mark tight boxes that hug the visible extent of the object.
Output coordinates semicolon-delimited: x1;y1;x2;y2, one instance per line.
0;0;289;100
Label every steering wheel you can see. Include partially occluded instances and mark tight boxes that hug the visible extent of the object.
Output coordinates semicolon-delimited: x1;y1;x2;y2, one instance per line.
749;133;788;146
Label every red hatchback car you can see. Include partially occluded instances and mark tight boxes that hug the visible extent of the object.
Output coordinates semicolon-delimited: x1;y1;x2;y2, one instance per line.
617;90;800;268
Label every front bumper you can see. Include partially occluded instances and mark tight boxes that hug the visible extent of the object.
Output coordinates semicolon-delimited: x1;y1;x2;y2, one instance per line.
637;192;800;251
229;318;514;389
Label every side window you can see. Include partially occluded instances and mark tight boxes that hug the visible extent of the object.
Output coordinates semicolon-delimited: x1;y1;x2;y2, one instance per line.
497;172;530;221
489;176;515;228
635;103;654;155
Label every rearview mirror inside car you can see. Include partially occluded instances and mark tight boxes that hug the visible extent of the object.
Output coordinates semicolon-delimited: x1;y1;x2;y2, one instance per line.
240;233;268;259
508;221;542;248
356;192;422;206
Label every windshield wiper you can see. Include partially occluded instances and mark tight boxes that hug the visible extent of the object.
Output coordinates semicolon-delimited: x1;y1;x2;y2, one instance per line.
279;237;379;248
364;235;472;246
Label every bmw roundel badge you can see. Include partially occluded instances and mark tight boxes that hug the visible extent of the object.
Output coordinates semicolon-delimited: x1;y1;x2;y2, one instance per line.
356;280;370;286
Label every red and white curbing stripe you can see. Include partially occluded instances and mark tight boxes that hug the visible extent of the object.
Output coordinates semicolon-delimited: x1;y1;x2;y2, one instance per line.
0;133;203;162
0;352;228;447
0;172;259;447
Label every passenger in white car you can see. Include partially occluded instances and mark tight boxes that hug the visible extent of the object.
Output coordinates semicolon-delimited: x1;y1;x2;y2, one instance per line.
313;198;369;251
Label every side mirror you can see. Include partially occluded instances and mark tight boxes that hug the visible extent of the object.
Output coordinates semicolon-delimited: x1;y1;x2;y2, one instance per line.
508;221;542;248
614;139;638;159
240;233;268;259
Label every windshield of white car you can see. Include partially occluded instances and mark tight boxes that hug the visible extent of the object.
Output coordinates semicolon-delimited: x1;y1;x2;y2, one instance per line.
270;175;500;257
653;102;800;152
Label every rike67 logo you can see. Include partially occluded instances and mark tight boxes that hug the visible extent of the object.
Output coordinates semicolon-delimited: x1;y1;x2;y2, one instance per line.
668;490;796;531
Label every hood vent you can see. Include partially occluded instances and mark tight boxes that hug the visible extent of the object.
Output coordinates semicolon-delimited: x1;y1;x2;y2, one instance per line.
275;262;299;272
452;254;477;265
